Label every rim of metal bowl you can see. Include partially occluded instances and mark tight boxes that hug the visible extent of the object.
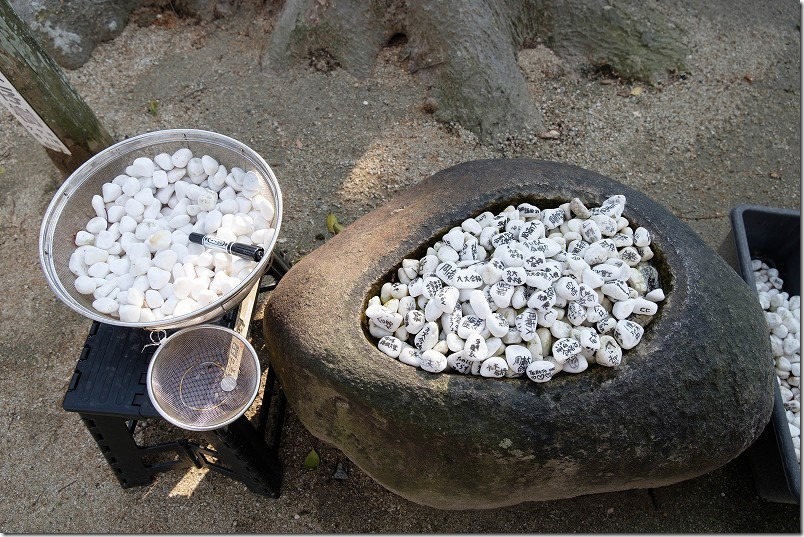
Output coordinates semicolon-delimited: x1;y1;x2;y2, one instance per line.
145;324;261;431
38;129;283;330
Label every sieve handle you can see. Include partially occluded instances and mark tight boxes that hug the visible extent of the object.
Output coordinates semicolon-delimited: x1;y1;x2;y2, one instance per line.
189;232;264;262
220;278;260;391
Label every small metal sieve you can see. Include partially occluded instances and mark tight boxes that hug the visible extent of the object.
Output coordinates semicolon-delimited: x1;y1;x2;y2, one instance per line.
146;324;260;431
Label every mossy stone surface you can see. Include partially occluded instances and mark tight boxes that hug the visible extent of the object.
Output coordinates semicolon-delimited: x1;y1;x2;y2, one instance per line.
262;159;774;510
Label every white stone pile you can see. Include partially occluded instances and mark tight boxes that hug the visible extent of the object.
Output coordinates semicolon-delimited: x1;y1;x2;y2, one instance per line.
753;259;801;463
68;149;276;323
365;195;666;383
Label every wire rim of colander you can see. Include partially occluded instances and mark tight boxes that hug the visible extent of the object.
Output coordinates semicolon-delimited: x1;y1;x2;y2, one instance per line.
145;324;261;431
38;128;283;331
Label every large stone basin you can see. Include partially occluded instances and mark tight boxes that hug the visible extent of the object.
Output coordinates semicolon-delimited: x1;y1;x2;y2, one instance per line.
262;159;774;510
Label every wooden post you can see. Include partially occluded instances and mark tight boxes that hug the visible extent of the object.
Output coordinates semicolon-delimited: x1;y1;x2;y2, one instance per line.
0;0;114;176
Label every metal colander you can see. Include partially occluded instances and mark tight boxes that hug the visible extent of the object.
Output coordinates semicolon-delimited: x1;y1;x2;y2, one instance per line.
146;324;261;431
39;129;282;330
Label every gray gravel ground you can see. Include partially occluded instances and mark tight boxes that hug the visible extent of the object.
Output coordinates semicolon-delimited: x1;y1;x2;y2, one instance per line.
0;1;801;533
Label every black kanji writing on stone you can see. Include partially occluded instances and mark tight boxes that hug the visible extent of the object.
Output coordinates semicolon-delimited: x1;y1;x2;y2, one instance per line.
426;283;440;296
448;312;459;331
439;264;457;280
534;368;552;381
597;267;614;278
485;362;504;375
0;84;24;106
9;104;39;125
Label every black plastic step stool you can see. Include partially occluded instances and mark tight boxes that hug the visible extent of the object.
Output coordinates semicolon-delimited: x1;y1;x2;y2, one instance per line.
62;254;290;497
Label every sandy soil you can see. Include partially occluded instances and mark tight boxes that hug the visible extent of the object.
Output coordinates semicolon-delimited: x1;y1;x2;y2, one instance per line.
0;1;800;533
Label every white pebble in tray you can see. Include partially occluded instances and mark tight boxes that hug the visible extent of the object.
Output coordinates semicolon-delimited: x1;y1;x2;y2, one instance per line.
69;148;276;323
753;259;801;463
365;195;665;383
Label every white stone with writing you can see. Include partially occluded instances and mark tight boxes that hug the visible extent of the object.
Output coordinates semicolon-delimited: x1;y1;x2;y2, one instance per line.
457;315;485;339
453;269;484;289
468;289;493;319
378;336;403;358
552;337;582;363
486;312;510;338
562;354;589;374
447;351;473;374
632;297;658;316
480;356;509;378
505;345;533;374
634;227;652;247
602;280;631;302
420;349;448;373
464;333;489;362
404;309;425;334
614;319;644;350
434;286;460;313
595;335;622;367
555;276;581;301
443;227;465;251
414;321;439;350
527;360;557;382
365;195;667;382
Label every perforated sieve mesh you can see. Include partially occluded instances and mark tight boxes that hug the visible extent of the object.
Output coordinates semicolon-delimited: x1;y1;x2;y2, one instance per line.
147;325;260;431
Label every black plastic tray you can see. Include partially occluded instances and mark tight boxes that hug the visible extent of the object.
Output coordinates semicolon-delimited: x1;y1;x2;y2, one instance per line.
728;204;800;504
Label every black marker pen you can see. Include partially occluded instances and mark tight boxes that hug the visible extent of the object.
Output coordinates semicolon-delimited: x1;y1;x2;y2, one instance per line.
189;232;264;262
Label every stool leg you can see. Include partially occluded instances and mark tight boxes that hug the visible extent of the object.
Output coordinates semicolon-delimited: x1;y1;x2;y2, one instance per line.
258;373;287;453
266;251;291;279
80;414;200;488
197;417;283;498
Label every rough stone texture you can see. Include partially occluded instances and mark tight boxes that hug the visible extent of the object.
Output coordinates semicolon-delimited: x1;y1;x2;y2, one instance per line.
9;0;138;69
266;158;774;510
7;0;234;69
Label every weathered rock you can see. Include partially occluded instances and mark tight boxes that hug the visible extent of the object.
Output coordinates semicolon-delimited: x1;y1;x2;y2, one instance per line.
262;159;774;510
9;0;138;69
8;0;235;70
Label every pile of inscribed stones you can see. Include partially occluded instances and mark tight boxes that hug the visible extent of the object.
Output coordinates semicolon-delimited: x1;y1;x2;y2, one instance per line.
365;195;665;383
